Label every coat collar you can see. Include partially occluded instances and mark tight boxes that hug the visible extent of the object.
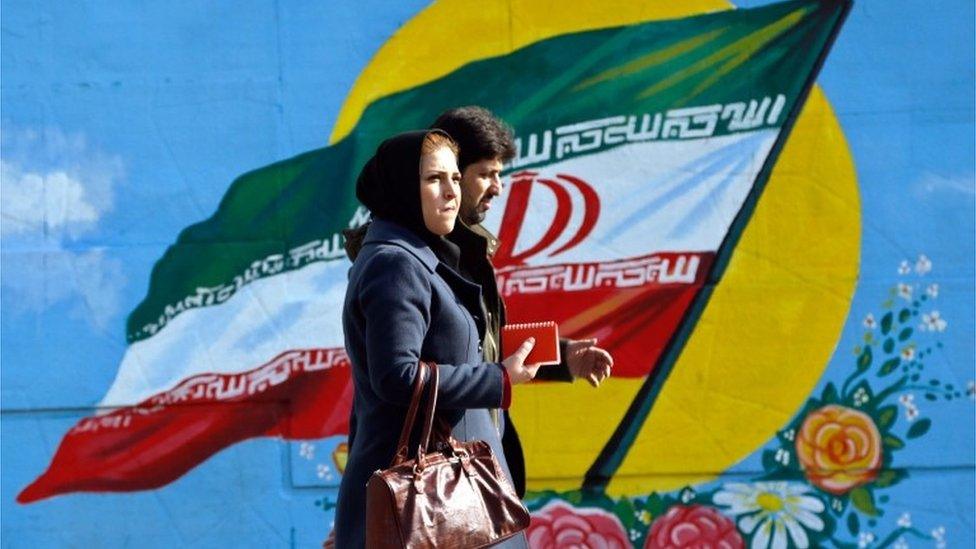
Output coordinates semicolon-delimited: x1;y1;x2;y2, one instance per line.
362;218;439;273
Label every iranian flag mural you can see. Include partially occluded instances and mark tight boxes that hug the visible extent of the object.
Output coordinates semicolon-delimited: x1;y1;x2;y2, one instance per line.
18;0;848;503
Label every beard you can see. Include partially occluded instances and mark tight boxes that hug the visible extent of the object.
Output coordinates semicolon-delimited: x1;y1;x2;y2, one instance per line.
461;197;489;225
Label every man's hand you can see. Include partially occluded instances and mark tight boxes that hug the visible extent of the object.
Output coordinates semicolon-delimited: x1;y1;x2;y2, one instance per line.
566;338;613;387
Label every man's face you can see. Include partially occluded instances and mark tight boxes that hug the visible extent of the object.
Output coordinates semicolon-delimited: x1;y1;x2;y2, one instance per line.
458;157;504;225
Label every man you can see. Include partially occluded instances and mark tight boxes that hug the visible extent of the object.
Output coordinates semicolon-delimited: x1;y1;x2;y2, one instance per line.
431;106;614;497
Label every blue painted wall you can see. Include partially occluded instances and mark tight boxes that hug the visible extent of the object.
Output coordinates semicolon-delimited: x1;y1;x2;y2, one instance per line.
1;1;972;547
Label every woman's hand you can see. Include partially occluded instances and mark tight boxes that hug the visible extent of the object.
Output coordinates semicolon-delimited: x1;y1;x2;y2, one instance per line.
502;337;541;384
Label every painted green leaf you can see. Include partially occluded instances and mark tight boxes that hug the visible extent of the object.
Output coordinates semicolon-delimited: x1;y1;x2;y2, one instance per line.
846;511;860;535
874;468;905;488
898;308;911;323
762;449;779;471
876;405;897;429
646;493;665;516
850;487;880;517
823;383;840;403
882;434;904;450
879;358;901;377
907;418;931;439
883;338;895;353
856;347;872;372
614;498;636;529
881;312;893;334
898;328;912;341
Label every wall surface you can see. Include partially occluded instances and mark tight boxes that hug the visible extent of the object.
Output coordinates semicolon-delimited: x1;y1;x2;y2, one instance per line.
1;1;973;547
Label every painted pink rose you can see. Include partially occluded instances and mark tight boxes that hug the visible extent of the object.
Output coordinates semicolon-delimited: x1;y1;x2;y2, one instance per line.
526;501;630;549
645;505;743;549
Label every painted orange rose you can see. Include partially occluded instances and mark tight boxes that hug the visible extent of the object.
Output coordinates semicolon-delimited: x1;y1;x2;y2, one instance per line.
795;404;883;494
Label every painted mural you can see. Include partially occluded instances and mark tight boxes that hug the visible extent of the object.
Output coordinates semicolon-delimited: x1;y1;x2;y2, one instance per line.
1;1;972;548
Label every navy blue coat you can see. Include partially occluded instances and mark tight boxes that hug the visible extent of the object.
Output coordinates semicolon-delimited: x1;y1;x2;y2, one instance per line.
336;218;526;548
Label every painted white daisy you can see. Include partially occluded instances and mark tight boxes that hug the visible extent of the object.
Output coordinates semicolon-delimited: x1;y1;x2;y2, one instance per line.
926;283;939;298
920;310;947;332
897;512;912;528
915;254;932;275
898;260;911;275
897;283;913;300
713;482;825;549
905;405;919;421
316;463;332;479
900;347;915;361
863;313;877;329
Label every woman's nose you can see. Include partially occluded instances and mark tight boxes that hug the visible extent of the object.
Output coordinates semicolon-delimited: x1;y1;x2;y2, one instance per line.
442;179;456;199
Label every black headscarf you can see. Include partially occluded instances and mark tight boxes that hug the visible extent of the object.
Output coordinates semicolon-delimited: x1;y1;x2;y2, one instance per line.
354;129;461;269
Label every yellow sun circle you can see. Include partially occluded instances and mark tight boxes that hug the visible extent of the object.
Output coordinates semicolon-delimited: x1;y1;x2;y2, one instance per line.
331;0;860;497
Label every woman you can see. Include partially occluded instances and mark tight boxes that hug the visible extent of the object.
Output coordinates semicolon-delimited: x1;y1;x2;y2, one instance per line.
336;129;538;548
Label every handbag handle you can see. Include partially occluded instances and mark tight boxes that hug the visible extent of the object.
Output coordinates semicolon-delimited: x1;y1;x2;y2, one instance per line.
415;362;440;465
391;361;430;465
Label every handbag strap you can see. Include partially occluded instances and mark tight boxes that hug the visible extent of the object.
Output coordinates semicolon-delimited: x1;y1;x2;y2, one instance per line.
416;362;440;461
391;361;430;465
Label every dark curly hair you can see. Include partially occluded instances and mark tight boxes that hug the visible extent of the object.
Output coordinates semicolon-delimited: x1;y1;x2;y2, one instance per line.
430;106;516;172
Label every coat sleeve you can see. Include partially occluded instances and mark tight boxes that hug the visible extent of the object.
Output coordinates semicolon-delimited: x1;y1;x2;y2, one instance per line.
357;249;505;409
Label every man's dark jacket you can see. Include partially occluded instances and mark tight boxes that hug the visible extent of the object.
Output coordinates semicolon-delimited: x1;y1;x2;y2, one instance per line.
448;222;573;498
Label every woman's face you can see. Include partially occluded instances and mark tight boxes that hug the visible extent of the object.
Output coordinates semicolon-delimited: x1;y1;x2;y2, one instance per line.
419;146;461;235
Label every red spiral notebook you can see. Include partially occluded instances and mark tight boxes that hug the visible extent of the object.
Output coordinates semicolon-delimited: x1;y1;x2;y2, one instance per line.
501;321;561;366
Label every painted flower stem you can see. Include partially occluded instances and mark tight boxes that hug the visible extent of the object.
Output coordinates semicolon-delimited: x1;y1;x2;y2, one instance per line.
874;526;932;548
873;377;910;404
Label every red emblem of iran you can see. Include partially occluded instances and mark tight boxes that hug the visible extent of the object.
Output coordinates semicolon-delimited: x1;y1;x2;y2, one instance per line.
494;170;601;268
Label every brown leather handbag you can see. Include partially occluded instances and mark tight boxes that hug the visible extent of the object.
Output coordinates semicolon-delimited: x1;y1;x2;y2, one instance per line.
365;361;530;548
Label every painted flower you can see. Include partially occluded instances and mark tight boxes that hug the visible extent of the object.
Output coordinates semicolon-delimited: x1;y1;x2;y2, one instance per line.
299;442;315;460
862;314;876;329
931;526;946;549
857;532;875;548
900;346;915;361
332;441;349;474
795;405;883;494
897;283;913;300
526;501;630;549
915;254;932;275
892;538;908;549
713;482;824;549
926;283;939;298
897;260;911;275
645;504;743;549
897;512;912;528
905;406;919;421
316;463;333;480
920;310;947;332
